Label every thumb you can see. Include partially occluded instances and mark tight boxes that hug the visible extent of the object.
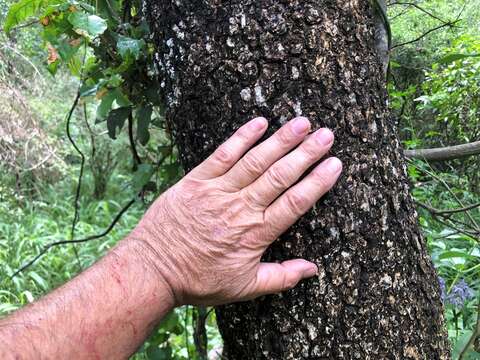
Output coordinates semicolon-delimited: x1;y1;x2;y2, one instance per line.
253;259;318;297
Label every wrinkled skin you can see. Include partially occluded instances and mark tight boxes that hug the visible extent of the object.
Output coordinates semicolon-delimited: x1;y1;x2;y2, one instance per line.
131;116;342;306
0;116;342;359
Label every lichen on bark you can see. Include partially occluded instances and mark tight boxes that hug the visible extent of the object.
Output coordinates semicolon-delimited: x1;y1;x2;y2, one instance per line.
146;1;450;358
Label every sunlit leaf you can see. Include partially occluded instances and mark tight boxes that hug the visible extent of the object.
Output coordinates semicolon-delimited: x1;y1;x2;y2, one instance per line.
68;12;107;38
5;0;45;34
117;35;145;59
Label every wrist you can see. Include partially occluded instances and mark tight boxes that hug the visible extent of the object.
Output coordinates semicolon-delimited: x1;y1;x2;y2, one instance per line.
123;228;182;309
119;234;179;308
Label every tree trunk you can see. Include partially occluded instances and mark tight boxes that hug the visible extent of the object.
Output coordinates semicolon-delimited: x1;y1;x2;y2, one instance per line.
146;1;449;358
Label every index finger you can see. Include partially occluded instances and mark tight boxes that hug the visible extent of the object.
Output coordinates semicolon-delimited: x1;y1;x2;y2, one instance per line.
188;117;268;180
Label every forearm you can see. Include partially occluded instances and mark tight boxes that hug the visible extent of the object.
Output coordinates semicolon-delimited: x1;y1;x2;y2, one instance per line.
0;237;175;359
0;116;341;358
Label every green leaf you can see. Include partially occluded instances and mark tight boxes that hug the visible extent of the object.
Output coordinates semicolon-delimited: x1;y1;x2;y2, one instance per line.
56;39;81;63
106;106;131;139
4;0;44;34
160;311;183;334
136;105;152;146
117;35;145;59
163;163;181;184
146;346;172;360
29;271;48;291
96;88;130;121
438;53;480;65
68;12;107;38
46;59;59;75
132;164;154;193
67;54;83;77
79;83;98;97
439;251;479;261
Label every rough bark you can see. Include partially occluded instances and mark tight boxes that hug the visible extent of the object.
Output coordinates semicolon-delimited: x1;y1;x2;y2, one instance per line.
146;1;449;358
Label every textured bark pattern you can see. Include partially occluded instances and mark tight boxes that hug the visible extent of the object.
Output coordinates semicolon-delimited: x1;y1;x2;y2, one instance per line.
147;1;449;358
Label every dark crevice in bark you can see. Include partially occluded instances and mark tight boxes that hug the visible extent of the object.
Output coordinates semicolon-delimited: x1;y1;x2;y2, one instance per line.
147;1;449;359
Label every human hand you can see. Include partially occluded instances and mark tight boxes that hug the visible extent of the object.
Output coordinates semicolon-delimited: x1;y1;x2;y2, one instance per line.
130;117;342;306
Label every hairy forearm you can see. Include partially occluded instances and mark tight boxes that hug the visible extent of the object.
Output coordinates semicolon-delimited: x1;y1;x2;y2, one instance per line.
0;238;175;359
0;116;341;358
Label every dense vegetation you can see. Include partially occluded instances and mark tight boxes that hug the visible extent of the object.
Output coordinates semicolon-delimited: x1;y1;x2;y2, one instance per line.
0;0;478;359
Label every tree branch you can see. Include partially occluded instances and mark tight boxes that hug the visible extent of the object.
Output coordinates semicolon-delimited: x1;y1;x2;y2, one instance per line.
416;201;480;216
404;141;480;161
391;20;460;50
388;2;452;24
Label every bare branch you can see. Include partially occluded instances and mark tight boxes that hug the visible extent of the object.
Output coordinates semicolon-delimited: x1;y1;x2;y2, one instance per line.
416;201;480;216
0;20;39;33
404;141;480;161
389;2;451;24
391;20;460;50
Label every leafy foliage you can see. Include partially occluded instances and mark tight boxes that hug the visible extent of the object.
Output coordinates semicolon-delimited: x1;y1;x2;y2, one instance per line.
410;160;480;359
4;0;49;34
3;0;169;182
416;35;480;146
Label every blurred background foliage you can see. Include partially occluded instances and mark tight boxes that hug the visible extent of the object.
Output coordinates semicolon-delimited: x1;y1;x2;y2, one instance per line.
0;0;479;359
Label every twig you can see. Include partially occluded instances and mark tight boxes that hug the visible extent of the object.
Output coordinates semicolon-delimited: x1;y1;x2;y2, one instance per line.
10;198;136;278
1;43;44;80
389;2;452;24
414;161;480;232
409;161;480;241
389;6;411;21
21;152;54;172
391;20;460;50
65;92;83;271
0;20;39;33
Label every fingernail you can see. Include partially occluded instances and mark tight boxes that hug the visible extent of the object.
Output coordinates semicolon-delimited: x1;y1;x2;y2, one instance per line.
325;157;342;173
303;264;318;278
249;117;267;131
292;117;310;135
315;128;334;146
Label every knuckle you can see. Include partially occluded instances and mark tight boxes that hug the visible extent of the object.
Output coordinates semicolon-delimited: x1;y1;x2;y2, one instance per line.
242;188;263;208
236;127;251;142
313;170;331;190
282;272;299;290
276;128;293;146
213;145;233;166
242;153;266;177
302;141;321;160
267;165;291;191
285;191;306;216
